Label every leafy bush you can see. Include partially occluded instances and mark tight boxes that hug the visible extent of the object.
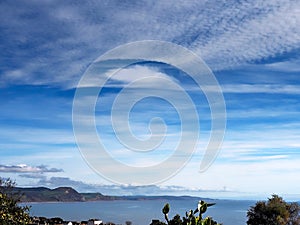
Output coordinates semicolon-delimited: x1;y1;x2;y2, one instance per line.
247;194;300;225
0;178;31;225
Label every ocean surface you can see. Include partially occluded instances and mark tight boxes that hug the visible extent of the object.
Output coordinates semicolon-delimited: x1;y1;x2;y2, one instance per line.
22;199;255;225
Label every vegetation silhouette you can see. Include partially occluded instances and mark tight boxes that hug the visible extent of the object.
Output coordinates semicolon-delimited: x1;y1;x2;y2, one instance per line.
150;200;222;225
247;194;300;225
0;177;31;225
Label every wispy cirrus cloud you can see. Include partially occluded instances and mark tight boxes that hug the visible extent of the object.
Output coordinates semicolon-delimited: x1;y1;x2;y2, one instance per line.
221;84;300;94
264;59;300;72
1;0;299;87
0;164;63;173
195;0;300;69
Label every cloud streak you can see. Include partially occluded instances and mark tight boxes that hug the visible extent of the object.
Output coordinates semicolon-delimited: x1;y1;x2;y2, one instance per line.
0;164;63;173
21;175;233;196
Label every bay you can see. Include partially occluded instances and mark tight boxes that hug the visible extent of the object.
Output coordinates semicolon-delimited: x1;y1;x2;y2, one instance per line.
22;199;255;225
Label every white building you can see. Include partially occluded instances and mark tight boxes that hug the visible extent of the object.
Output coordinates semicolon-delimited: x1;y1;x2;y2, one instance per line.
87;219;102;225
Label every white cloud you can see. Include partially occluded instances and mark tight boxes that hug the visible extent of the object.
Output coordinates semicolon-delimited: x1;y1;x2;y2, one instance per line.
221;84;300;94
0;164;63;173
265;60;300;72
110;65;177;85
163;154;300;196
195;0;300;69
76;64;180;89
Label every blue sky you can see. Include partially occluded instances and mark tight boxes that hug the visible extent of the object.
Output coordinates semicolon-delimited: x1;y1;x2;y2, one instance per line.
1;0;300;200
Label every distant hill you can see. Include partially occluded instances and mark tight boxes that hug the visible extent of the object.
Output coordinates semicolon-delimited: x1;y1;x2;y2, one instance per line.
13;186;203;202
14;187;84;202
14;187;121;202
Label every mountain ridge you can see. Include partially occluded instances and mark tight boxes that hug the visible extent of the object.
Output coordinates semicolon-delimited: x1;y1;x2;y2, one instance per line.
13;186;206;202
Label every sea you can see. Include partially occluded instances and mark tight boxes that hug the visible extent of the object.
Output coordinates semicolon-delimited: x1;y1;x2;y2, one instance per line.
22;199;255;225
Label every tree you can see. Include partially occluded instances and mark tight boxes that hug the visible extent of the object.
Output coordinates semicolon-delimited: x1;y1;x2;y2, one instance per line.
288;202;300;225
247;194;300;225
0;177;31;225
49;217;64;224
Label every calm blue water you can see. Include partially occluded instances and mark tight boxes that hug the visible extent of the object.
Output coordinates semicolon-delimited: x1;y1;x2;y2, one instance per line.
22;199;255;225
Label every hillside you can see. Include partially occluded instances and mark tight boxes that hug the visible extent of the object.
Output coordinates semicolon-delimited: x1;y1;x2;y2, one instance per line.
14;187;120;202
13;187;203;202
14;187;84;202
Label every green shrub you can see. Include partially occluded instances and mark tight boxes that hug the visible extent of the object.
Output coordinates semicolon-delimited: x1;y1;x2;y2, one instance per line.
0;178;31;225
247;195;300;225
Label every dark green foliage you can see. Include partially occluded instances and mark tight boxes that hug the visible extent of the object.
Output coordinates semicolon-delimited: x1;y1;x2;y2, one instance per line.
247;194;300;225
0;177;31;225
289;202;300;225
169;214;183;225
49;217;64;223
150;219;167;225
163;203;170;215
163;203;171;223
159;200;221;225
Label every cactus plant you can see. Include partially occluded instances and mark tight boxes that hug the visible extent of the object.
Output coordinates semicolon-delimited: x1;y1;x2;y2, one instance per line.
162;203;170;224
160;200;221;225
